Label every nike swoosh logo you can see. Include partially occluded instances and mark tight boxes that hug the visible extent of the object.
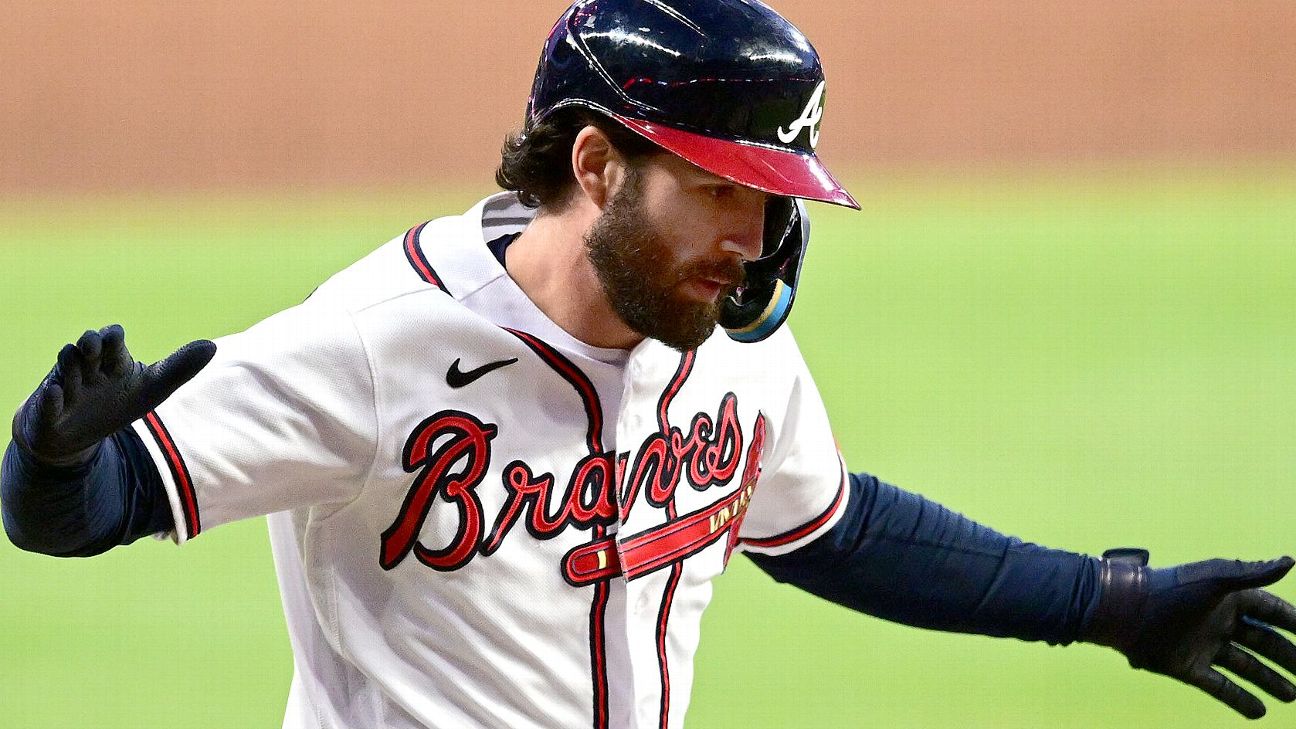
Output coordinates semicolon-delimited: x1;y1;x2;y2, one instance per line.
446;357;519;388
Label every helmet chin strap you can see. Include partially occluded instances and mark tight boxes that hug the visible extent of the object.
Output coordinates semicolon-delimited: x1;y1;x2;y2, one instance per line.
719;197;810;343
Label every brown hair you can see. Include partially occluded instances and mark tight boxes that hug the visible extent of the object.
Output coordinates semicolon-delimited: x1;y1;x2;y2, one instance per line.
495;108;661;210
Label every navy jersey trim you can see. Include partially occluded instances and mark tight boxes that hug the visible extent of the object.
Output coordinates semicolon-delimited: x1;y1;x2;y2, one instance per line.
142;411;201;539
741;460;847;550
504;327;610;729
654;349;694;729
589;526;612;729
505;328;605;453
656;350;695;431
402;221;448;293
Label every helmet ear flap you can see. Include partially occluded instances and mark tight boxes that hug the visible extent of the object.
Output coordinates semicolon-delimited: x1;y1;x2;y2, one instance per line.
719;198;810;343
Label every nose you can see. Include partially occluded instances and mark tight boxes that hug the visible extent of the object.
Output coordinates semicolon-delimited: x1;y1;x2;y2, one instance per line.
718;194;767;261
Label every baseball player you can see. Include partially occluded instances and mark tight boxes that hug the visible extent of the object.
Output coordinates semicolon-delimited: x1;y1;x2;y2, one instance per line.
4;1;1294;727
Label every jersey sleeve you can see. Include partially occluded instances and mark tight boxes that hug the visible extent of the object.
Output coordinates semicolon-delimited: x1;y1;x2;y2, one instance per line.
130;301;377;543
736;332;849;555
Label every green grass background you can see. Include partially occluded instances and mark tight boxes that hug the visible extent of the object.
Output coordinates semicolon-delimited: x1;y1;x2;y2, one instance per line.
1;168;1293;728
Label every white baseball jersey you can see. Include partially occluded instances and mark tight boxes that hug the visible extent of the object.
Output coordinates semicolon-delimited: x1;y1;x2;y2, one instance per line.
130;192;848;729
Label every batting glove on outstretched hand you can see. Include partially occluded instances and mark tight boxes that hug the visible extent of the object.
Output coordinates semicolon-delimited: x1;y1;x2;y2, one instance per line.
11;325;216;467
1085;549;1296;720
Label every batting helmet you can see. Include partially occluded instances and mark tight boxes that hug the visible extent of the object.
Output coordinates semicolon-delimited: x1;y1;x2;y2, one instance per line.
527;0;858;209
526;0;856;342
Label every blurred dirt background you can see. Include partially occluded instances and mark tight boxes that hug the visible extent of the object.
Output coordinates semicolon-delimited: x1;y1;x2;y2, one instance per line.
3;1;1294;192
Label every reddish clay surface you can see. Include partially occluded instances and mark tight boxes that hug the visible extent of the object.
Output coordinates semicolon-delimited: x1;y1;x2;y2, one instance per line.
3;2;1293;192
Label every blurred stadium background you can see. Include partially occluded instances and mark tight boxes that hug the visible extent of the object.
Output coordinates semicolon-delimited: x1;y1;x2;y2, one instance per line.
1;2;1293;727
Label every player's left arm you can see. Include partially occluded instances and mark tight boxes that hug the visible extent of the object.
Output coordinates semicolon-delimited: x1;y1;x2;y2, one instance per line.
748;472;1296;720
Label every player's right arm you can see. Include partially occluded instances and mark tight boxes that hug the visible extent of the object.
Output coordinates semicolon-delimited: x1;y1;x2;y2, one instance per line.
737;331;1296;719
2;325;215;556
752;472;1296;719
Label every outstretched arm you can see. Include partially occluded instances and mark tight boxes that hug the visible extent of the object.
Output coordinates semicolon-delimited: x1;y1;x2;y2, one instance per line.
2;325;214;556
748;472;1296;719
747;472;1102;644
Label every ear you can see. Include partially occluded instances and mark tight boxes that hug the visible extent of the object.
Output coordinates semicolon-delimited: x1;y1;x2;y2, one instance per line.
571;126;627;210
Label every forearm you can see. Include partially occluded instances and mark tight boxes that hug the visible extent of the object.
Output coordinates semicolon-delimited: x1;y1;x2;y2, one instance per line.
1;428;172;557
747;472;1102;645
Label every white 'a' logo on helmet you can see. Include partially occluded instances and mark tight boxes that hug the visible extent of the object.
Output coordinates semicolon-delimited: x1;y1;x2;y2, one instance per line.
777;80;826;149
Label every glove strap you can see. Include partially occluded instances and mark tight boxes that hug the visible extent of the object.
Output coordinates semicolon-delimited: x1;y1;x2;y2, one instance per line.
1084;548;1151;651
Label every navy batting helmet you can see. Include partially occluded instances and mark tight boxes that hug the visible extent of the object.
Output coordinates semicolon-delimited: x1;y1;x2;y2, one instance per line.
527;0;856;342
527;0;858;209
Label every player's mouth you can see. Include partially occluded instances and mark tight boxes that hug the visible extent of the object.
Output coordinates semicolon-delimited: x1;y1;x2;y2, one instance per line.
681;274;742;302
684;277;722;299
675;255;746;302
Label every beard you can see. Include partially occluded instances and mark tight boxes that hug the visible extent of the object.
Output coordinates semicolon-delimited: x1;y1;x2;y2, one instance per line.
585;171;746;352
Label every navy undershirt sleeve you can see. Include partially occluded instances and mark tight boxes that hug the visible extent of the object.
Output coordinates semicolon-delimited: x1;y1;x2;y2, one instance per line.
746;472;1102;645
1;428;173;557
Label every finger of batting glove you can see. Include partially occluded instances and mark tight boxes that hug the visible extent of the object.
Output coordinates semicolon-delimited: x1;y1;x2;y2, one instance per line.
1237;615;1296;676
1214;644;1296;703
1244;584;1296;633
1237;626;1296;681
75;329;105;382
1189;557;1296;592
55;343;83;402
1188;665;1267;719
99;324;130;377
136;339;217;414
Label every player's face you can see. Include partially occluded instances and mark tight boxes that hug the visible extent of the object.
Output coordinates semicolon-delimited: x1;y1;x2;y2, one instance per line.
585;153;767;351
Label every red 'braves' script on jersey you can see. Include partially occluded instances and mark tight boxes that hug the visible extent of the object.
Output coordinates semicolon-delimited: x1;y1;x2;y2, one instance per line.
379;410;498;571
380;393;752;577
562;411;766;586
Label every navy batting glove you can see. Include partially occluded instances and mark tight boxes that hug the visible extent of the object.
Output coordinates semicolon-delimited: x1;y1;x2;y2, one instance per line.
1085;549;1296;720
11;325;216;467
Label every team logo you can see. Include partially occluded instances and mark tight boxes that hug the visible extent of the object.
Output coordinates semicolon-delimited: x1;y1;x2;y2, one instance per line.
777;80;826;149
381;395;763;580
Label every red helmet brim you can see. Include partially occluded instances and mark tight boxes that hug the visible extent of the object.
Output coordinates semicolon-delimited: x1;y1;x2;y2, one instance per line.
613;115;860;210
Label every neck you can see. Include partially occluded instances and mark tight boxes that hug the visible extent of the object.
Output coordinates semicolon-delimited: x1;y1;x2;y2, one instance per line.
505;202;643;350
